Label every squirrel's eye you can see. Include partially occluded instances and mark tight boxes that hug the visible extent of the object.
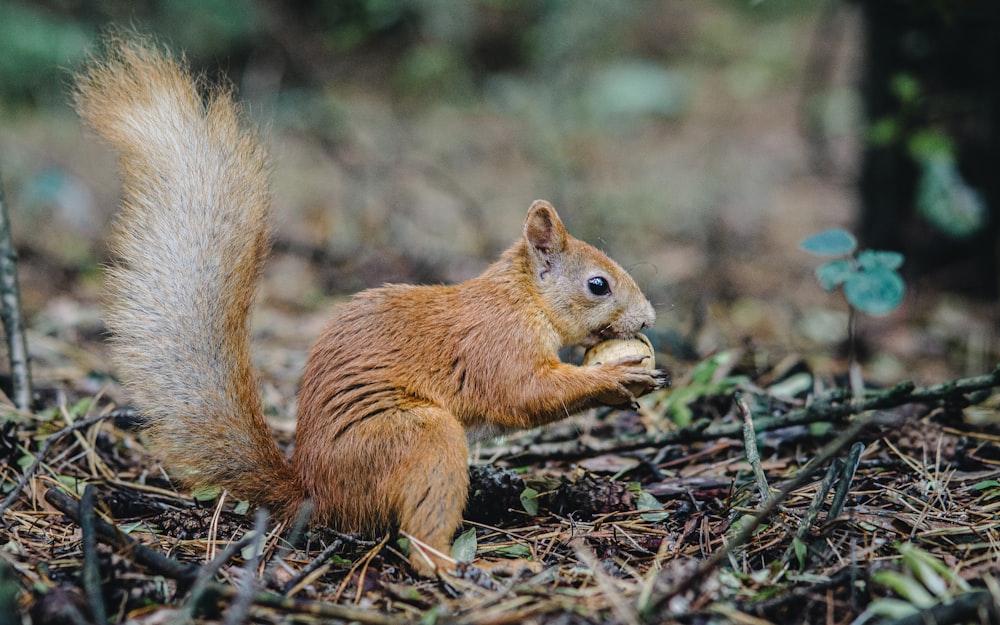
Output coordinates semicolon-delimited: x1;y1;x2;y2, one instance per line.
587;276;611;296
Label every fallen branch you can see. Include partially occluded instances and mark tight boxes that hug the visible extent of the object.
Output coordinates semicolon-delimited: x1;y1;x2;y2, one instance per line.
738;392;770;501
80;486;108;625
45;488;200;583
491;365;1000;461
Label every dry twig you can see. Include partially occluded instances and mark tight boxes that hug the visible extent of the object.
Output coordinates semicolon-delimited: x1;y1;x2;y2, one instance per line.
0;166;32;411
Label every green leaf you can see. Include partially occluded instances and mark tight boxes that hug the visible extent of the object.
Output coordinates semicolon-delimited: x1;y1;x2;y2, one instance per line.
844;267;905;316
420;606;441;625
190;485;222;503
767;372;813;400
916;157;986;238
868;117;901;147
396;537;411;555
666;398;694;427
857;250;904;271
792;537;807;569
815;259;854;291
973;480;1000;491
808;421;833;437
519;488;539;516
494;544;532;559
330;554;353;566
862;598;921;620
636;491;669;522
67;398;93;422
899;543;970;593
118;521;145;534
451;528;477;563
908;129;953;162
799;229;857;256
232;500;251;516
689;351;732;386
240;531;264;560
55;475;87;495
16;453;35;472
872;570;936;608
900;547;948;598
891;73;920;104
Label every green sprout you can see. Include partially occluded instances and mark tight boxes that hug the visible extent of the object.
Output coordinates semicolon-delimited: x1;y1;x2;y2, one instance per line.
800;229;905;316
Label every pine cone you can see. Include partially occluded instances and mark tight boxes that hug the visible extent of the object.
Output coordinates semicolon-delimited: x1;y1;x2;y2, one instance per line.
546;473;635;517
466;464;527;524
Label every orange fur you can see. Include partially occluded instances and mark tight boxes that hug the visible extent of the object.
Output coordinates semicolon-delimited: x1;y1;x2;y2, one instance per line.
75;37;666;576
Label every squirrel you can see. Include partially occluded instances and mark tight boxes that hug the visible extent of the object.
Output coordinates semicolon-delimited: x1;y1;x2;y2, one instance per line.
73;37;668;576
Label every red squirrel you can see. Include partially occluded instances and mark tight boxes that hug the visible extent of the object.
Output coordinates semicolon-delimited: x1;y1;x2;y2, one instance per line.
74;37;667;575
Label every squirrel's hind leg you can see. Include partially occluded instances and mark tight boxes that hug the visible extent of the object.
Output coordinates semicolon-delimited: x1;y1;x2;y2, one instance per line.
297;400;470;576
385;404;470;576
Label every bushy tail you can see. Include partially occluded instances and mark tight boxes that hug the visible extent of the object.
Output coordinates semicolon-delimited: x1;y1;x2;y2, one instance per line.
75;37;302;515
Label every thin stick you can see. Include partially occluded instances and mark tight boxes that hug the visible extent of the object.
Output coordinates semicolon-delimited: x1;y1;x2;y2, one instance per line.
737;393;770;501
0;166;32;411
573;540;640;625
206;490;228;563
781;459;839;567
222;509;268;625
80;485;108;625
281;538;343;595
827;441;865;521
180;523;262;623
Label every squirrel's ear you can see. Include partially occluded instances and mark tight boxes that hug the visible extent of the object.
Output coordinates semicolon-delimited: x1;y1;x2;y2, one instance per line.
524;200;568;273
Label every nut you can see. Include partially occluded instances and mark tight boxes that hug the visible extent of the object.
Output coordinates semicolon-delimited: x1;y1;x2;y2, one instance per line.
581;333;655;370
582;333;656;404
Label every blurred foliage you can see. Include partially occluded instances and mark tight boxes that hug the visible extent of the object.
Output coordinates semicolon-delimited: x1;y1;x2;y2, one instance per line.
0;0;832;319
867;71;987;239
0;0;813;109
0;4;91;107
856;0;999;296
0;0;265;108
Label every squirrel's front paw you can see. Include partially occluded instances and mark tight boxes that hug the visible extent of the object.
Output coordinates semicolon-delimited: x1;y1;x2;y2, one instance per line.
650;367;671;391
593;359;670;407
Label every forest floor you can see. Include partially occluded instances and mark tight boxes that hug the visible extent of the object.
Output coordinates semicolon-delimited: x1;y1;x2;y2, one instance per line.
2;2;1000;624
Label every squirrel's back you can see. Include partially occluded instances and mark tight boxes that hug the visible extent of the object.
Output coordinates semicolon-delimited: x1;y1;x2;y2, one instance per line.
75;38;301;513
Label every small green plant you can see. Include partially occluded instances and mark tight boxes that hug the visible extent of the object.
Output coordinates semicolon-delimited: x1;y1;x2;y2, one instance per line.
853;542;972;624
799;229;905;316
869;72;986;238
659;351;748;427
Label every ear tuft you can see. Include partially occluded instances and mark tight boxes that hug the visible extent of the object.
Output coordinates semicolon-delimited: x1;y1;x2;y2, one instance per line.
524;200;568;261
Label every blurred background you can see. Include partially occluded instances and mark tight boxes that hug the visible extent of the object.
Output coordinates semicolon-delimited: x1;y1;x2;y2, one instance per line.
0;0;996;405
